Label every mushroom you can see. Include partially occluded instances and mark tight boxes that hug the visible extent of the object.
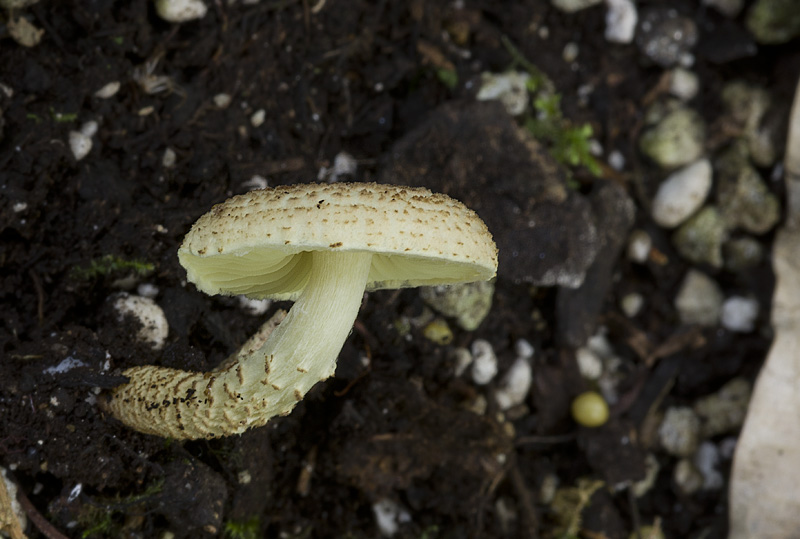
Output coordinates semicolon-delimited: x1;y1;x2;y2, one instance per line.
102;182;497;439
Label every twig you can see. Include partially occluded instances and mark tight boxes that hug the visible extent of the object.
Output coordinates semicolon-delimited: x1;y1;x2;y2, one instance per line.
508;462;540;539
15;483;68;539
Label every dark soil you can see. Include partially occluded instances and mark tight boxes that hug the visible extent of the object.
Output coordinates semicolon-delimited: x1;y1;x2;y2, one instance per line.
0;1;797;538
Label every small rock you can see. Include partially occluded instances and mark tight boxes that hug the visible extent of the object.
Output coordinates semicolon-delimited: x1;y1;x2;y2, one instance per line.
694;378;751;438
514;338;535;359
550;0;602;13
627;229;652;263
452;347;473;377
114;293;169;350
702;0;744;17
213;93;232;109
620;293;644;317
668;68;700;101
471;339;498;385
7;15;45;47
693;441;724;490
717;162;780;235
155;0;208;22
605;0;638;44
636;8;698;67
651;158;712;228
659;406;701;457
420;281;494;331
576;347;603;380
673;458;704;495
639;107;706;168
94;81;121;99
69;130;93;161
745;0;800;44
675;270;724;326
721;296;759;332
475;71;531;116
162;147;177;168
373;499;411;537
672;206;728;267
722;80;770;132
724;236;764;272
250;109;265;127
495;357;533;410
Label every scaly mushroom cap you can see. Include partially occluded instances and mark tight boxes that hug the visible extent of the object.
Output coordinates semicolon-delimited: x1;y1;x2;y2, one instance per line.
179;182;498;300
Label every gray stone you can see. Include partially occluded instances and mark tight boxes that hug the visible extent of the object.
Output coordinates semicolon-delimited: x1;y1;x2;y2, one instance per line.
694;378;752;438
636;8;698;67
717;146;780;234
420;280;495;331
675;270;724;326
672;206;728;268
379;101;601;288
639;107;706;169
746;0;800;44
659;406;701;457
556;182;635;346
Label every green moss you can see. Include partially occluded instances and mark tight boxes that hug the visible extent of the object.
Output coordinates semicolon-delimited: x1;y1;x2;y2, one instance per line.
224;517;261;539
70;254;155;281
500;36;602;177
50;107;78;123
435;68;458;90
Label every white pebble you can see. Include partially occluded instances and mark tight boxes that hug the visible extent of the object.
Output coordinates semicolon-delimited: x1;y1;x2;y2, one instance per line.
43;356;86;375
495;357;532;410
668;68;700;101
562;42;579;63
372;499;411;537
155;0;208;22
721;296;759;332
213;93;232;109
471;339;498;385
136;283;160;298
608;149;626;171
476;71;531;116
94;81;121;99
114;293;169;350
250;109;266;127
627;229;652;263
620;292;644;317
651;158;712;228
605;0;637;44
694;441;723;490
238;296;271;316
12;201;27;213
69;131;92;161
330;151;358;182
80;121;98;137
514;338;535;359
162;147;176;168
576;347;603;380
675;270;724;326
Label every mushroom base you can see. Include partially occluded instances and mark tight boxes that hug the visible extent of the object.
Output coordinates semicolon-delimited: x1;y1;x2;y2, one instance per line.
102;250;373;439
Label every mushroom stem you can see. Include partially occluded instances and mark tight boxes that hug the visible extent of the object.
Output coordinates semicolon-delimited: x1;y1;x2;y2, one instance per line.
103;250;373;439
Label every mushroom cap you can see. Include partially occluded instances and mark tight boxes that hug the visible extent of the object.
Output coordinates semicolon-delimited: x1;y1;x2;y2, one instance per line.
178;182;498;301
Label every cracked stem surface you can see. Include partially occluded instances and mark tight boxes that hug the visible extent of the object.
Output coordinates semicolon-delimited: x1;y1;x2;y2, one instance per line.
103;250;373;439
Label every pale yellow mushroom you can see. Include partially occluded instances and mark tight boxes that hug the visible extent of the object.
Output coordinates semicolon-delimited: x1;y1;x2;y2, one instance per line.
102;182;497;439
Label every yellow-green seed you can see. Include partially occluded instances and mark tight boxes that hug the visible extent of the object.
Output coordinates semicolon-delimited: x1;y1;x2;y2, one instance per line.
422;318;453;345
571;391;609;427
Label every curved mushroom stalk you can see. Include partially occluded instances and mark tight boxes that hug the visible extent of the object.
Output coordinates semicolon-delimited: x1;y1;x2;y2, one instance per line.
102;251;372;439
